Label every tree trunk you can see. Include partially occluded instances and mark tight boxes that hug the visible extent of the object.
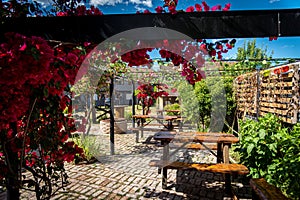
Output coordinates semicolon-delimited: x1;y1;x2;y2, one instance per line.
5;122;20;200
91;94;97;124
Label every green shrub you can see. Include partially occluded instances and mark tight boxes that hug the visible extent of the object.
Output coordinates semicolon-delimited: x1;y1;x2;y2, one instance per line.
125;109;132;121
71;135;101;163
267;123;300;199
164;103;180;116
236;114;300;199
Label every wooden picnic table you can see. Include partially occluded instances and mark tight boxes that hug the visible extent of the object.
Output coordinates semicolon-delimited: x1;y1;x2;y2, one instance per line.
153;131;238;163
131;115;178;143
132;115;178;131
152;131;243;192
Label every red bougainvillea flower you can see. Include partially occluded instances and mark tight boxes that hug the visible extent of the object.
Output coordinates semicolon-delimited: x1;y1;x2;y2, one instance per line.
226;43;233;49
164;0;178;14
186;6;194;12
121;48;153;66
269;36;278;41
202;1;210;11
223;3;231;11
136;83;169;114
155;6;164;13
195;4;202;12
0;32;86;184
211;5;222;11
168;5;177;14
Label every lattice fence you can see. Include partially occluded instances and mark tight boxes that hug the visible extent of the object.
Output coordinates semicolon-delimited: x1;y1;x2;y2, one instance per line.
234;62;300;124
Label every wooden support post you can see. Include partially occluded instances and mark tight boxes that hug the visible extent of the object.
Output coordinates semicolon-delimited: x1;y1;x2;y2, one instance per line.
292;64;299;124
135;130;139;143
162;142;169;189
110;77;115;155
223;144;231;194
217;143;222;163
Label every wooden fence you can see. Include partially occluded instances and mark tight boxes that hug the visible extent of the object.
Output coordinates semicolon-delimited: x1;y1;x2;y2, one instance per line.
234;62;300;124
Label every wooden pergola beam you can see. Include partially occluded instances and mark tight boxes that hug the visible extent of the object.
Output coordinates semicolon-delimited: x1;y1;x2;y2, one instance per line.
1;8;300;43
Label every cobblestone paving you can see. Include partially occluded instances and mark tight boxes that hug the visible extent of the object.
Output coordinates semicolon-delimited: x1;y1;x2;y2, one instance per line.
1;124;253;200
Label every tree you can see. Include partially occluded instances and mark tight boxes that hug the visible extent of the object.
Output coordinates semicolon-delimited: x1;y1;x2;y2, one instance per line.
193;80;211;130
236;39;273;71
215;39;275;133
0;33;85;199
237;39;271;60
193;76;235;132
135;83;169;115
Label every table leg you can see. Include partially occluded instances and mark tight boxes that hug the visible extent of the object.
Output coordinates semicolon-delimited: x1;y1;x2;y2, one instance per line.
168;121;174;130
223;143;231;193
141;120;144;138
217;143;223;163
178;119;183;131
135;130;139;143
223;144;230;164
162;142;169;189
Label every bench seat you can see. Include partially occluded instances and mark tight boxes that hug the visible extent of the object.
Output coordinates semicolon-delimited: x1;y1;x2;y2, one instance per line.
250;178;290;200
149;160;249;175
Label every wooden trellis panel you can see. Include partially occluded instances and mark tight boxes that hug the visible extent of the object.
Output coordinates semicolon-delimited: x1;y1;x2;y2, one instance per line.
234;71;258;119
234;62;300;124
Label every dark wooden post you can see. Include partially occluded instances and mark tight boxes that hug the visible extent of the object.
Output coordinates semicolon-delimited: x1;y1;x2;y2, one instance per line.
109;77;115;155
132;80;136;128
6;122;20;200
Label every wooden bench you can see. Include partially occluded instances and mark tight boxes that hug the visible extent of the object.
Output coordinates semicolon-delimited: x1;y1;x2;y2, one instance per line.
250;178;290;200
149;160;249;192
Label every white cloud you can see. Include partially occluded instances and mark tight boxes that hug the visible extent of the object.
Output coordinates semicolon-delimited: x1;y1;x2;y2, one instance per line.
281;45;295;49
129;0;152;7
90;0;123;6
89;0;152;7
134;5;145;12
269;0;280;3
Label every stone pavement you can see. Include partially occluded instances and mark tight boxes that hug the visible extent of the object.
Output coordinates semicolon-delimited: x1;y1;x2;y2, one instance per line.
0;124;253;200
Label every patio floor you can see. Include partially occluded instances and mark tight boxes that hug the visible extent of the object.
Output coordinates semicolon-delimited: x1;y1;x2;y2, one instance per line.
0;123;253;200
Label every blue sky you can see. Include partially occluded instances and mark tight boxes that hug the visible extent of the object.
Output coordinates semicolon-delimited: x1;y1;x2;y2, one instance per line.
89;0;300;14
87;0;300;59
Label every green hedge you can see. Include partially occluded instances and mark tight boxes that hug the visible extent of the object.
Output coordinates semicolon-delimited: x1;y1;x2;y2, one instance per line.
236;113;300;199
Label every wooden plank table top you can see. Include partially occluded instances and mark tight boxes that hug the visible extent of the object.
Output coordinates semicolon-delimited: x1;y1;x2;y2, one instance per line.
132;114;152;119
159;115;178;121
132;115;178;120
132;115;178;130
153;132;239;144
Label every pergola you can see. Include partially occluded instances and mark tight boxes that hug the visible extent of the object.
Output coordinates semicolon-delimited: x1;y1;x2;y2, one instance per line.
1;8;300;42
2;8;300;155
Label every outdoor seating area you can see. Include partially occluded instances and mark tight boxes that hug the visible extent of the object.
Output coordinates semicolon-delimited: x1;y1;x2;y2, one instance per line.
2;127;253;200
1;1;300;200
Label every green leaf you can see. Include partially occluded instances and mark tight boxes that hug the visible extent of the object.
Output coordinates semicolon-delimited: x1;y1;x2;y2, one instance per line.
268;143;277;153
247;143;255;155
259;129;266;139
